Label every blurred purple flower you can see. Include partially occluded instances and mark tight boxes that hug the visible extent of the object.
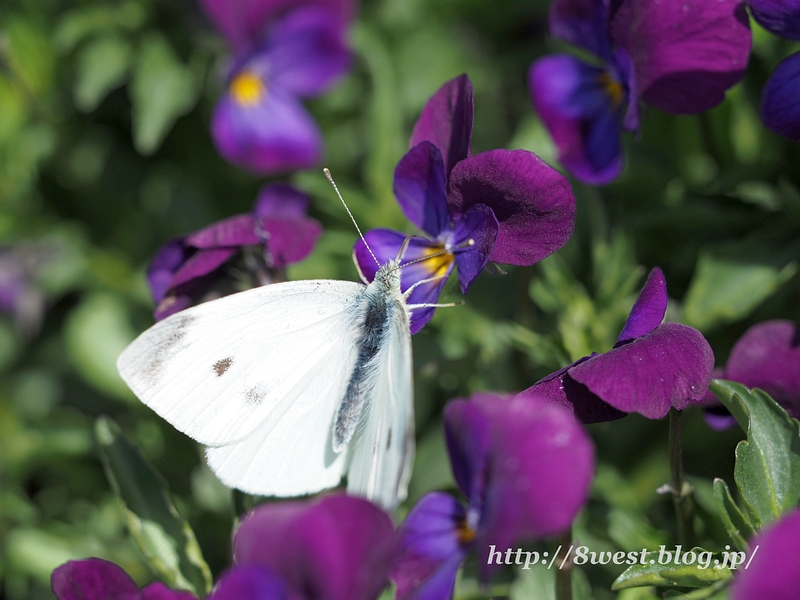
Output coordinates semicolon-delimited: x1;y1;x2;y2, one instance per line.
747;1;800;139
529;0;752;183
355;74;577;333
199;0;353;173
149;184;322;320
518;267;715;423
730;507;800;600
51;558;197;600
391;393;594;600
0;245;54;335
209;494;395;600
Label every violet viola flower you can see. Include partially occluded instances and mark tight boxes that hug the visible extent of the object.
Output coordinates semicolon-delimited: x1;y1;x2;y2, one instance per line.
730;507;800;600
529;0;752;184
518;267;715;423
391;393;594;600
747;0;800;139
149;184;322;321
355;74;577;334
199;0;353;173
209;494;395;600
51;558;196;600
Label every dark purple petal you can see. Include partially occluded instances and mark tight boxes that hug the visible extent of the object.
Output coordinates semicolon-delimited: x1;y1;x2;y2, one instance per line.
610;0;751;114
211;86;321;174
208;566;289;600
568;323;715;419
147;239;191;304
410;74;473;177
529;55;624;185
616;267;667;346
730;507;800;600
468;396;594;579
392;492;469;600
448;149;576;265
187;215;260;249
253;184;311;219
614;49;640;132
549;0;612;58
199;0;354;55
393;142;450;237
266;7;351;97
167;248;237;290
760;52;800;141
748;0;800;40
140;583;197;600
234;494;395;600
724;320;800;417
259;217;322;268
444;399;492;501
450;204;499;293
51;558;140;600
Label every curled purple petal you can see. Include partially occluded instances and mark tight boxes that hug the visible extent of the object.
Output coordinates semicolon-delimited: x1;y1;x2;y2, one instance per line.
610;0;751;114
392;492;469;600
234;494;395;600
616;267;667;346
208;566;289;600
266;7;351;97
747;0;800;41
167;248;237;290
393;142;450;237
760;52;800;141
730;507;800;600
450;204;498;293
52;558;140;600
448;149;576;266
211;87;321;174
549;0;612;58
187;215;260;249
410;74;473;177
147;239;191;304
259;217;322;268
253;184;311;218
568;322;715;419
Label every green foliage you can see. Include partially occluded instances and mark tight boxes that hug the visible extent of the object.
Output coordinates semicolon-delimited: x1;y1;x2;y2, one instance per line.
612;548;733;590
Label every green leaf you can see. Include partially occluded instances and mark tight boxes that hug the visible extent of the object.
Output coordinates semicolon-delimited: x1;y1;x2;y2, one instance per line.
129;33;202;155
712;478;755;551
710;380;800;528
612;548;733;590
73;35;132;112
96;417;212;596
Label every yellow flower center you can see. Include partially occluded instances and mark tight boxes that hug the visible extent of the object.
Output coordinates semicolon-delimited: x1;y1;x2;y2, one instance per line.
599;71;624;107
230;71;266;106
456;517;476;544
421;244;455;278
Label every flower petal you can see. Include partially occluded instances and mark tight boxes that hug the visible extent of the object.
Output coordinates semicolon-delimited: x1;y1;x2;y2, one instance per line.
451;204;499;293
730;507;800;600
253;184;311;218
266;6;351;97
747;0;800;41
448;149;577;265
444;398;493;501
51;558;140;600
724;320;800;417
760;52;800;141
610;0;751;114
186;215;260;249
568;322;715;418
148;239;191;304
393;142;450;237
410;74;473;177
615;267;667;346
549;0;612;58
392;492;468;600
529;54;624;184
208;566;289;600
141;583;198;600
234;494;395;600
168;248;237;290
211;86;321;174
259;217;322;268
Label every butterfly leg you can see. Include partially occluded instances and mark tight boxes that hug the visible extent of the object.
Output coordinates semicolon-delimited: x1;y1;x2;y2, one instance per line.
402;274;448;300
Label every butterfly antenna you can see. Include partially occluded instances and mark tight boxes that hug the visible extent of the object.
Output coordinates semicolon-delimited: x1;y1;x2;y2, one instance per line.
324;168;380;268
398;238;475;269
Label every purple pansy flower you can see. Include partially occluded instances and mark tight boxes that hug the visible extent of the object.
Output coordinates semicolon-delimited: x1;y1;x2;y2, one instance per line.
730;507;800;600
210;494;395;600
200;0;353;173
355;74;577;334
529;0;752;183
747;0;800;139
518;267;715;423
51;558;197;600
391;393;594;600
149;183;322;321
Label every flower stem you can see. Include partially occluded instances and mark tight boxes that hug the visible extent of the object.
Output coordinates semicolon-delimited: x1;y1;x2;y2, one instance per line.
555;528;573;600
669;408;693;547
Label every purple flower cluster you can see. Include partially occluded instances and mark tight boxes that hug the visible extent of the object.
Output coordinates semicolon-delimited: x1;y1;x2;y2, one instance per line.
355;74;577;333
200;0;354;173
529;0;752;183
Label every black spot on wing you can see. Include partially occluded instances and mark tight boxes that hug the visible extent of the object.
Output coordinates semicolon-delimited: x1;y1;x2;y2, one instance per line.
386;428;392;450
245;384;266;406
213;357;233;377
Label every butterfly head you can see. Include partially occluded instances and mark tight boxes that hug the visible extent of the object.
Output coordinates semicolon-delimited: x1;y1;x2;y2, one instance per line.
373;259;402;293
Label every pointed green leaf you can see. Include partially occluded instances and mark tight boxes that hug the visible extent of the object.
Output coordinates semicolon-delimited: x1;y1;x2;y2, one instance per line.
96;417;212;596
710;380;800;528
73;35;132;112
712;478;754;551
612;548;733;590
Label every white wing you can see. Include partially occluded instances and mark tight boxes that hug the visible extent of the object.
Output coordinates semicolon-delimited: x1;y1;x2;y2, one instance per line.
117;280;362;453
345;302;415;509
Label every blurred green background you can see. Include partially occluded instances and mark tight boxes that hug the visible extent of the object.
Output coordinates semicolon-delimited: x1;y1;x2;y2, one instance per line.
1;0;799;598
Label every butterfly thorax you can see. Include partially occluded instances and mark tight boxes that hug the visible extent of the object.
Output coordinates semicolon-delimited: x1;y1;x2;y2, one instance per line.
371;260;402;295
